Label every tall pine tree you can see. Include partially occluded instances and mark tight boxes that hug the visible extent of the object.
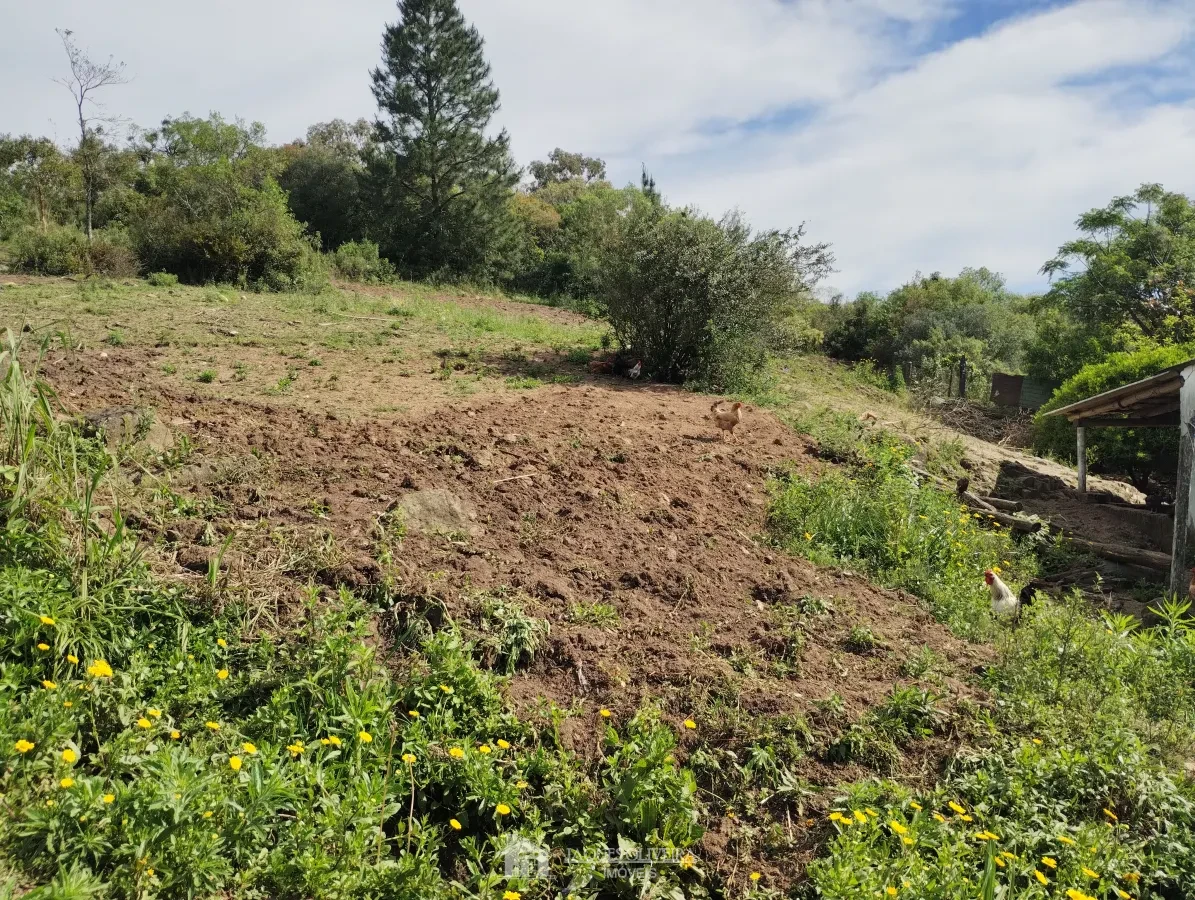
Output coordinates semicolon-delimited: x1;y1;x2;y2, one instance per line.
368;0;517;278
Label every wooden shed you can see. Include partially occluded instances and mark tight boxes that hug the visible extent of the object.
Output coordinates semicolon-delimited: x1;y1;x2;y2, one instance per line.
1044;359;1195;595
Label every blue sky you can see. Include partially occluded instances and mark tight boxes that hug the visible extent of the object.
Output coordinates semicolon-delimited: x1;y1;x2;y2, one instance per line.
3;0;1194;296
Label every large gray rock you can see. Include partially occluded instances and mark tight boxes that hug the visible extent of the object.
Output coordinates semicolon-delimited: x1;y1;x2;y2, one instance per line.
397;489;482;537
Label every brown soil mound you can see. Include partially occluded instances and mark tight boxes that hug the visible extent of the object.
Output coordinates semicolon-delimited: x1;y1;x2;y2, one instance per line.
43;345;990;786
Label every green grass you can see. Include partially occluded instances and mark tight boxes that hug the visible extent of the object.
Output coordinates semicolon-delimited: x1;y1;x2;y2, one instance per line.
767;410;1035;639
764;408;1195;898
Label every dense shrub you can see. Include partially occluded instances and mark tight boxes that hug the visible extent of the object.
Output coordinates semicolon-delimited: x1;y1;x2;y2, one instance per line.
330;240;395;283
10;225;138;277
146;271;178;287
1033;344;1194;483
132;174;323;291
9;225;87;275
600;208;831;388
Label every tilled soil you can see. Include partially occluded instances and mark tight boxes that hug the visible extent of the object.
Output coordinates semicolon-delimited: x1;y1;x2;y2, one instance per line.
46;345;989;735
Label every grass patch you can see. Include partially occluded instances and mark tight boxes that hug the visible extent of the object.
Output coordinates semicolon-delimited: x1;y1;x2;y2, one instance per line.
768;412;1034;638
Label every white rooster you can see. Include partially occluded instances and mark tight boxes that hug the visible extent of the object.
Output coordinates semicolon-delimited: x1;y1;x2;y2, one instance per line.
984;569;1020;619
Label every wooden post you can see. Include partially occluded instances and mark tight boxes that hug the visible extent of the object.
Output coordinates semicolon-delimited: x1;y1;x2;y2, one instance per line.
1076;425;1087;495
958;355;968;399
1170;422;1192;598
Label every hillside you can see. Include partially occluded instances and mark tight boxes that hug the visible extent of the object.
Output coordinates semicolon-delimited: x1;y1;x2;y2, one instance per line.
0;276;1190;899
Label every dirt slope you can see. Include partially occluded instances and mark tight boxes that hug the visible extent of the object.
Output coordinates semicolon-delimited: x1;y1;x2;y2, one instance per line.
41;343;989;770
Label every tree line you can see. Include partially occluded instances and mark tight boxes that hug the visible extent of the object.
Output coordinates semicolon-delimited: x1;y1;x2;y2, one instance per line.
0;0;832;390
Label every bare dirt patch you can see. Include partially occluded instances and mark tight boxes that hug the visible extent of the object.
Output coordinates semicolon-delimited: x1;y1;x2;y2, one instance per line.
42;345;989;753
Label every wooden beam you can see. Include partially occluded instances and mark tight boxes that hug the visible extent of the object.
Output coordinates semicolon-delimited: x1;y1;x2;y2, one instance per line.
1077;426;1087;495
1076;413;1181;428
1067;537;1171;572
1170;421;1193;596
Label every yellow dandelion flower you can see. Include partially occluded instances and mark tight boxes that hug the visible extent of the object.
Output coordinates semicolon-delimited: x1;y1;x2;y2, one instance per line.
449;747;465;759
829;812;846;823
1124;873;1140;883
87;659;113;678
42;679;57;690
750;872;761;882
516;780;529;789
103;793;115;804
909;801;922;811
327;735;341;746
994;857;1005;868
1001;851;1017;860
449;818;462;830
1035;870;1049;885
287;742;304;756
804;532;813;541
242;742;257;755
901;836;914;845
1032;738;1042;745
478;744;491;754
45;800;55;807
887;888;897;897
37;642;50;651
1042;857;1057;869
1117;892;1131;900
202;810;213;818
229;756;242;771
439;684;453;693
1083;868;1100;879
503;892;521;900
39;615;56;626
496;739;511;750
136;718;152;729
865;808;878;817
217;638;227;648
948;801;966;815
599;708;612;718
991;564;1001;572
148;708;162;718
170;730;180;740
62;748;77;763
407;710;420;718
853;810;867;823
17;739;41;752
205;721;221;731
67;654;79;664
932;812;946;823
680;853;695;870
402;753;416;764
59;777;75;788
889;820;908;835
63;701;72;708
1058;835;1076;845
683;719;697;730
959;814;974;822
1103;808;1118;822
358;731;373;743
217;669;229;680
496;803;511;816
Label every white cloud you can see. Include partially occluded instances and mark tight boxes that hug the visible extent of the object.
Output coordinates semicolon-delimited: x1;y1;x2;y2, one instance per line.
3;0;1194;293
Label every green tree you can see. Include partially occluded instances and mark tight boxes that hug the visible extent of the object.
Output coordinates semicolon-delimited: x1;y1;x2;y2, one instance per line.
528;148;606;191
367;0;518;278
0;136;79;233
279;119;371;250
130;114;320;289
1042;183;1195;344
